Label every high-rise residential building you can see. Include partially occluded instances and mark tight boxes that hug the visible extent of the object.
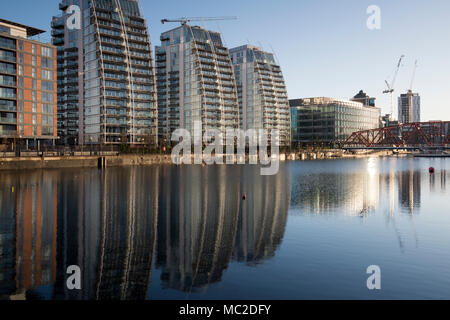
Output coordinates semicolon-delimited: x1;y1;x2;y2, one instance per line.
0;19;57;149
229;45;291;146
52;0;158;146
398;90;420;124
290;97;380;147
155;25;239;143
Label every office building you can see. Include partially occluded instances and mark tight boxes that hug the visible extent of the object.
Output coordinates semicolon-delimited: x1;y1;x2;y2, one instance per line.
230;45;291;146
290;96;380;147
0;19;57;149
398;90;420;124
52;0;157;146
351;89;376;107
155;25;239;143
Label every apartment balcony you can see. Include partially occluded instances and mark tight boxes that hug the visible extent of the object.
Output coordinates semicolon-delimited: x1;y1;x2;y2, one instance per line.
51;19;65;29
53;37;64;46
0;53;16;64
52;29;65;37
0;117;17;125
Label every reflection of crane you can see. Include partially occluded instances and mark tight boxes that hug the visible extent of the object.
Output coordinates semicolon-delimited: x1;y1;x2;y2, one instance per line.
383;55;405;118
161;16;237;25
409;60;418;92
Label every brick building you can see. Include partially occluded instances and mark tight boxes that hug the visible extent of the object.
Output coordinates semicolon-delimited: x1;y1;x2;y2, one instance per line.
0;19;57;150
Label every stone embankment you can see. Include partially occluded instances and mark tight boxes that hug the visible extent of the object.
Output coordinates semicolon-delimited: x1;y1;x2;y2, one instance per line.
0;149;400;171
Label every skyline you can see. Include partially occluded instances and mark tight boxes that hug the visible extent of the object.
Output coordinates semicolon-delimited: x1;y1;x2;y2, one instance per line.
2;0;449;121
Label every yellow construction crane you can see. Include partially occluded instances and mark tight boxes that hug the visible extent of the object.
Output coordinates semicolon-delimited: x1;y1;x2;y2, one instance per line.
161;16;237;25
383;55;405;117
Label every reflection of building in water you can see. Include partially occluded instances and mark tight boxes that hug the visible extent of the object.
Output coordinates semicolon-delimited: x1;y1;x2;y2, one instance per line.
95;167;158;300
156;165;291;291
290;164;379;216
233;166;290;264
156;166;240;292
54;167;158;300
398;170;421;214
0;172;57;299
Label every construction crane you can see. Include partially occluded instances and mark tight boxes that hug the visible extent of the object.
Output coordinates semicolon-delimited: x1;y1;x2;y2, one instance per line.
161;16;238;25
383;55;405;117
409;59;418;92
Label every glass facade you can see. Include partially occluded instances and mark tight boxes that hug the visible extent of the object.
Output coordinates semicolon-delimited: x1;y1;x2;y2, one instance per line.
290;97;381;147
156;25;239;143
398;91;420;124
230;45;291;146
52;0;157;145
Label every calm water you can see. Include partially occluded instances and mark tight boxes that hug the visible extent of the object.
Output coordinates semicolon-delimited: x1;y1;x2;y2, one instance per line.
0;157;449;300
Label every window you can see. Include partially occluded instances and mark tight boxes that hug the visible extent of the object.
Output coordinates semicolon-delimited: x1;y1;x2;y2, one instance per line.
42;103;53;114
32;44;36;54
42;70;53;80
0;36;16;50
42;92;53;103
19;77;23;87
18;65;23;76
32;91;37;102
0;87;16;99
18;89;23;100
32;114;36;125
32;79;37;89
19;113;23;124
32;102;37;112
41;57;52;68
41;46;53;58
32;67;36;78
18;40;23;51
19;101;23;112
42;80;53;91
0;25;11;35
19;53;23;64
0;49;16;63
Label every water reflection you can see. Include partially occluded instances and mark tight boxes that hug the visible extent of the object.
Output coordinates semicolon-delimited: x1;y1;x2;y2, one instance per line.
0;159;448;299
0;165;290;299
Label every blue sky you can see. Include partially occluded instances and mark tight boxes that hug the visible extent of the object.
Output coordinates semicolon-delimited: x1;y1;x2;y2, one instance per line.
2;0;450;121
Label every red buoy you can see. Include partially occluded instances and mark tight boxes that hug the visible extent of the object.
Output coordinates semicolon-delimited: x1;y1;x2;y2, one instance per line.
242;194;246;200
429;167;435;174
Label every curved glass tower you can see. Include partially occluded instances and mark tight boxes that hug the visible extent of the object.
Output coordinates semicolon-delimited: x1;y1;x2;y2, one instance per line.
230;45;291;147
155;25;239;144
52;0;157;146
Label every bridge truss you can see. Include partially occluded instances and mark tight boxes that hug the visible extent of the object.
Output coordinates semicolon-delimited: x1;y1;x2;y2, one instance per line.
344;121;450;148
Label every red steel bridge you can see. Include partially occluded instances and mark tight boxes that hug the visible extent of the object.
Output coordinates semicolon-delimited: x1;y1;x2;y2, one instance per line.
343;121;450;149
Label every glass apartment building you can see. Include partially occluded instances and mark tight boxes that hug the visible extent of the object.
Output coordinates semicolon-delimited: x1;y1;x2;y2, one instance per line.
290;97;381;147
52;0;157;146
155;25;239;143
0;19;57;149
398;90;420;124
230;45;291;146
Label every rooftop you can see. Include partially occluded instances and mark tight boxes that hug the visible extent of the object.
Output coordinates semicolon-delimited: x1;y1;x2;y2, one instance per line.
0;18;46;37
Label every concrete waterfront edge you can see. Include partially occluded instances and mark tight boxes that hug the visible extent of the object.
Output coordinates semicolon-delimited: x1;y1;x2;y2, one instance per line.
0;150;399;171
